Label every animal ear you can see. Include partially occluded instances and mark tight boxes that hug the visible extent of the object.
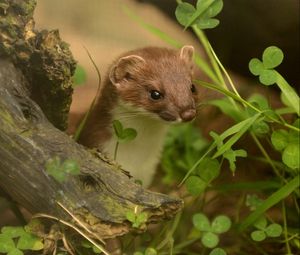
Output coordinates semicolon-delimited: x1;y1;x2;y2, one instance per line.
109;55;145;85
179;45;194;70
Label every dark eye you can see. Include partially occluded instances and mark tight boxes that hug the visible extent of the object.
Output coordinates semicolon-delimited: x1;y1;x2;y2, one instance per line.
150;90;163;100
191;84;196;94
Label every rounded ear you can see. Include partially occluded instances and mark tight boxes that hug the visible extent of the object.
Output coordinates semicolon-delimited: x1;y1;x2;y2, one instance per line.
179;45;194;70
109;55;146;85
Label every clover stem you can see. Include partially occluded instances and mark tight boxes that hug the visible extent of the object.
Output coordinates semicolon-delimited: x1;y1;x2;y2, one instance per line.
114;141;119;161
282;201;292;254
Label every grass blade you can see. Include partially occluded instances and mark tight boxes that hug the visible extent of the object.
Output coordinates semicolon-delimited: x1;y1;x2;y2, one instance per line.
239;175;300;231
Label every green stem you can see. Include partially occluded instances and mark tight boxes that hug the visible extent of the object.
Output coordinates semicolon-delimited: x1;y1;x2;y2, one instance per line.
197;80;300;132
157;211;182;251
275;72;300;116
250;132;286;184
114;141;119;161
192;27;224;86
282;201;292;254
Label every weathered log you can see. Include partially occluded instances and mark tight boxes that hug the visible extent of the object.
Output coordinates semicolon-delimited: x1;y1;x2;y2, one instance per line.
0;0;182;240
0;58;182;238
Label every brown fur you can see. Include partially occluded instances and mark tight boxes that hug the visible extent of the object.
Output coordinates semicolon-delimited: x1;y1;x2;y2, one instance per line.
78;46;199;149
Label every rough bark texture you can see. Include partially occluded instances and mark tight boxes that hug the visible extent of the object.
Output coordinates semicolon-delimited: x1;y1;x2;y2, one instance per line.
0;0;76;130
0;0;182;239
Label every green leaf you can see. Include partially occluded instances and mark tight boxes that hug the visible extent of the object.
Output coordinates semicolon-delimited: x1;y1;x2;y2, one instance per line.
113;120;123;138
92;245;102;254
126;211;136;223
175;2;196;26
276;73;300;116
271;130;289;151
135;212;148;227
210;131;223;149
209;98;242;122
0;234;15;253
252;120;269;135
239;175;299;231
249;58;264;76
17;232;44;251
145;247;157;255
45;157;66;183
213;114;260;158
265;223;282;237
211;215;231;234
259;69;277;86
245;194;263;211
196;18;219;29
196;158;220;183
262;46;284;69
193;213;211;232
209;248;227;255
251;230;266;242
119;128;137;142
7;248;23;255
223;149;247;172
282;143;299;169
201;232;219;248
186;176;207;196
72;65;87;86
1;226;25;238
253;216;267;230
186;0;215;28
62;159;80;175
133;252;144;255
200;0;223;18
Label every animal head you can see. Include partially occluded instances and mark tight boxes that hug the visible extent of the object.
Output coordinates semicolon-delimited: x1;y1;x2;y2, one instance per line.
109;46;199;123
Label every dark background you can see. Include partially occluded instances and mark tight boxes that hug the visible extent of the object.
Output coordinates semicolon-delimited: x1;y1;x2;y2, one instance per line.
137;0;300;89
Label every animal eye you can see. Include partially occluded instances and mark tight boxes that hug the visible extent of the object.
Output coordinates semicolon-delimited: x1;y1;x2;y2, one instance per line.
150;90;162;100
191;84;196;94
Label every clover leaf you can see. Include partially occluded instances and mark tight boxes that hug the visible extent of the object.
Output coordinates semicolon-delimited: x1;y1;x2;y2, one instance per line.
113;120;137;143
126;210;148;228
209;247;227;255
251;218;282;242
192;213;231;248
249;46;284;86
175;0;223;30
45;157;80;183
271;127;300;170
223;149;247;173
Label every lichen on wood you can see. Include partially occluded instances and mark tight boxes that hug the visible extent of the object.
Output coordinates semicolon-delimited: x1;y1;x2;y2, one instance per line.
0;0;76;130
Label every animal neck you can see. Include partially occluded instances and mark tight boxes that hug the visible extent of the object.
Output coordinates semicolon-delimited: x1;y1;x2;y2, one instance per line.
103;100;170;187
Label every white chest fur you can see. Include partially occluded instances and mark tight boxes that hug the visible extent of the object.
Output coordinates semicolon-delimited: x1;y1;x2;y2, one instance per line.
103;102;169;187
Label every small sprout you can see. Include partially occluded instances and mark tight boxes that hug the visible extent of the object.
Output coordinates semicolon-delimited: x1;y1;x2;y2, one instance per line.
113;120;137;143
45;157;80;183
126;207;148;228
246;194;264;211
223;149;247;173
113;119;137;160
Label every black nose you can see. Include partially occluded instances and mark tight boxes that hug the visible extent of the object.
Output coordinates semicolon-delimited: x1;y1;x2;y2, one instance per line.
181;109;196;122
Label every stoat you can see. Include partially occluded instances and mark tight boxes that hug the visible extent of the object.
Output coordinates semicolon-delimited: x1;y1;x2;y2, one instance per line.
78;45;199;187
